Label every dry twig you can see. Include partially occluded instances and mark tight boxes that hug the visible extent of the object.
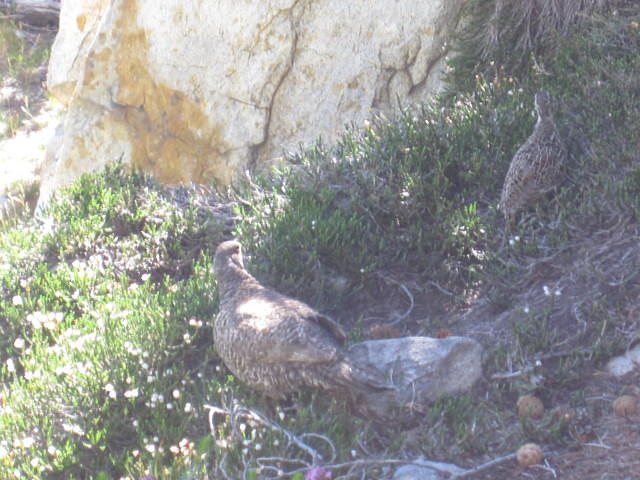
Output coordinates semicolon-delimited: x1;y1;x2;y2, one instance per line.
204;399;522;479
375;272;415;325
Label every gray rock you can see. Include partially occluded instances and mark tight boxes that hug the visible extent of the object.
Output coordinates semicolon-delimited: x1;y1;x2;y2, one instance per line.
393;459;463;480
394;465;443;480
348;336;483;416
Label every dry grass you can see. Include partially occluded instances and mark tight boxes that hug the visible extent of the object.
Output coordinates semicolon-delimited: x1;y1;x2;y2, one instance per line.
481;0;623;56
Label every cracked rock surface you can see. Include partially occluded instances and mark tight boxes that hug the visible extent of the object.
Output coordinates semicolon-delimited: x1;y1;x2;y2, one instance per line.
43;0;464;200
348;336;484;418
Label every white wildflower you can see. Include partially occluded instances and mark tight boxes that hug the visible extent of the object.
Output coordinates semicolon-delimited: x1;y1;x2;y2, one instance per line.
124;388;139;399
105;383;117;399
61;423;84;436
16;436;35;448
47;445;60;456
216;439;229;449
188;318;203;327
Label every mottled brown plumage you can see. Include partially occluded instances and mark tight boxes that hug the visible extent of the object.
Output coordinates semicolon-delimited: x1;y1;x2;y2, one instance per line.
213;240;392;400
500;91;567;224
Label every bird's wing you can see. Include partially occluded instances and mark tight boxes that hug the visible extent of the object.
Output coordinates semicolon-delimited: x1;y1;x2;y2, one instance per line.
309;312;347;345
233;290;344;365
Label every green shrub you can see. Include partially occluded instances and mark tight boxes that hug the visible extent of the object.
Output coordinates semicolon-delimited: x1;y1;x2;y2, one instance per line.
0;167;221;479
235;81;538;305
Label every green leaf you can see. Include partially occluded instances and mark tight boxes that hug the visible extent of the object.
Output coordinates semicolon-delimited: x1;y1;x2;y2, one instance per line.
196;435;213;455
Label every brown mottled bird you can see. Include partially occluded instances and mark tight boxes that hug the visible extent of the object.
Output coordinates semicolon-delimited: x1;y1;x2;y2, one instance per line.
213;240;392;400
500;91;567;224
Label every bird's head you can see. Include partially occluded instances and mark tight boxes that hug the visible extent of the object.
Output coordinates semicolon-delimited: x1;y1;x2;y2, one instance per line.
534;91;552;119
214;240;246;278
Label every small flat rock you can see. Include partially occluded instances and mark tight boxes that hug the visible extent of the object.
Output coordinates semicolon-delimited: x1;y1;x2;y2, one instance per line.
393;465;443;480
606;343;640;377
348;336;483;416
393;459;463;480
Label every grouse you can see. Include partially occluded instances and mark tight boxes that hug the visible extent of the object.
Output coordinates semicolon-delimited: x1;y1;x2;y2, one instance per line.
213;240;392;400
499;91;567;224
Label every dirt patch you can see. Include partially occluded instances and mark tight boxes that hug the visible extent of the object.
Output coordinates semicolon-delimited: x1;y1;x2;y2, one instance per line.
0;18;58;202
312;213;640;478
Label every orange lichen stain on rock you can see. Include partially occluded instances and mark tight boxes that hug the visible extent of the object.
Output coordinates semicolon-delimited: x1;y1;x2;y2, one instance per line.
113;30;150;107
93;47;113;63
173;5;185;22
76;14;87;32
82;47;112;88
82;60;96;88
301;64;315;81
71;135;91;160
422;26;434;37
118;58;226;183
109;0;231;185
121;81;228;185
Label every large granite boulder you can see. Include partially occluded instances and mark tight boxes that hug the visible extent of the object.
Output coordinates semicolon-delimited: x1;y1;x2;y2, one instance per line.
41;0;465;202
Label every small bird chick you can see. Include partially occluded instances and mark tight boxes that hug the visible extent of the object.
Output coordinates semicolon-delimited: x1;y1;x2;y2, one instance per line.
499;91;567;224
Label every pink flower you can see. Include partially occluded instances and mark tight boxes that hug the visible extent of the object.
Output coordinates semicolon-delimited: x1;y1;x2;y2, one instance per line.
305;465;332;480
